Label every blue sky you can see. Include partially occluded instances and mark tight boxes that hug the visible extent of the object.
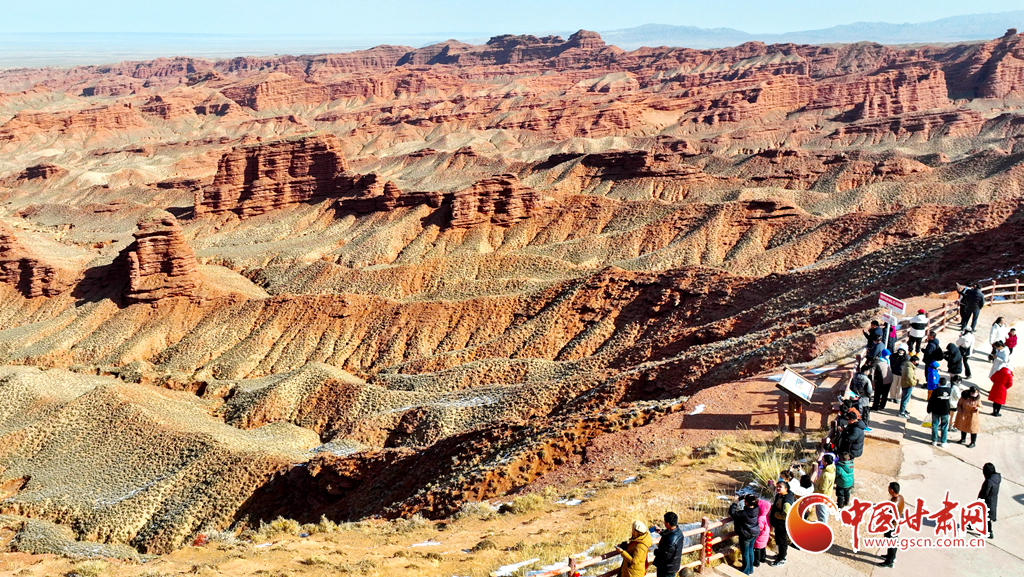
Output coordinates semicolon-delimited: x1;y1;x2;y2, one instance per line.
3;1;1023;35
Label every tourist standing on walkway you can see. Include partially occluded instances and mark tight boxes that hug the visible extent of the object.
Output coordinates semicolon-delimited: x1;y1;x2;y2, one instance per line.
926;360;941;399
956;329;975;379
888;345;908;403
652;512;682;577
754;498;771;567
958;283;986;331
988;360;1013;417
927;377;952;447
990;317;1008;346
812;454;836;523
979;463;1001;539
904;309;929;354
899;356;919;418
839;413;865;459
768;481;794;567
835;452;854;509
989;341;1009;376
1007;328;1017;355
867;334;885;362
877;482;905;568
730;495;760;575
955;387;981;448
615;521;652;577
944;343;963;379
865;320;883;352
792;474;814;500
871;351;893;411
850;366;874;427
923;332;943;367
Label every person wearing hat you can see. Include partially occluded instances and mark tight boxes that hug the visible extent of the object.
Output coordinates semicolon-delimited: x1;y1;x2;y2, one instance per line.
956;329;975;380
903;309;929;354
616;520;652;577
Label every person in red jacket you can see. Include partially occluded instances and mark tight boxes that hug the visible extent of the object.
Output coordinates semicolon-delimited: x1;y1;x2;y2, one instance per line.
988;362;1014;417
1007;328;1017;355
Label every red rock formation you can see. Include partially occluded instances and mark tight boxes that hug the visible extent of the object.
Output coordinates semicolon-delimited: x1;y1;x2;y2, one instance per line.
0;223;76;297
831;109;985;143
944;32;1024;99
812;67;950;119
0;163;67;184
450;175;544;228
197;134;389;218
220;73;329;111
0;104;146;142
124;212;200;303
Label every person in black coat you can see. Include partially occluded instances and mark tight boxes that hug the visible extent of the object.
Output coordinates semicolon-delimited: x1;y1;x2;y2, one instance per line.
927;378;953;446
839;415;865;459
958;283;986;332
944;343;963;377
864;321;883;351
979;463;1001;539
653;512;683;577
866;335;886;362
729;495;760;575
923;332;944;366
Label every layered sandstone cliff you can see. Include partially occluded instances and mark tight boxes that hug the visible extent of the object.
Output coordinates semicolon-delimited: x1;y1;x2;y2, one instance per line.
450;175;545;228
124;212;200;303
0;103;145;142
196;134;393;218
220;73;330;111
0;223;77;298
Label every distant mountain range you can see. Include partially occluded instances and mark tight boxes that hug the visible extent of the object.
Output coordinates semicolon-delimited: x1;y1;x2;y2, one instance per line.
600;10;1024;49
1;11;1022;69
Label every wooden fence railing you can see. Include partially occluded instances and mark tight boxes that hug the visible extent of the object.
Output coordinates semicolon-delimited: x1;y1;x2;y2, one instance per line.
532;515;736;577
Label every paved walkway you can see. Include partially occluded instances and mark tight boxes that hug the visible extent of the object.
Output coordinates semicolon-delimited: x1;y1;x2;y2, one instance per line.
718;303;1024;577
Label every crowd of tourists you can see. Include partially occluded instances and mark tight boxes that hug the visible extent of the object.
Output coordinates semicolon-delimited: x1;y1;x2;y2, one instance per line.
614;284;1012;576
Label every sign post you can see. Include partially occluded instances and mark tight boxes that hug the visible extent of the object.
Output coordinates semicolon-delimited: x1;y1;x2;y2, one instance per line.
878;292;907;353
776;367;815;431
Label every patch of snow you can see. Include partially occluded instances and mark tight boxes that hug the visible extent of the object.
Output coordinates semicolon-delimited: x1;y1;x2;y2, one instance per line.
622;476;637;484
411;540;441;547
494;558;539;577
766;374;783;382
556;498;583;506
688;404;705;415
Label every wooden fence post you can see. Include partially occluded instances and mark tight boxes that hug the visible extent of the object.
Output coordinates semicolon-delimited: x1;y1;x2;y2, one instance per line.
990;280;997;305
699;516;711;573
1016;278;1020;304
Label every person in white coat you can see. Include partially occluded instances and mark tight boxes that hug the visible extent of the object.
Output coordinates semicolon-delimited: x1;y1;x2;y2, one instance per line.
990;317;1008;346
904;309;929;354
956;329;976;380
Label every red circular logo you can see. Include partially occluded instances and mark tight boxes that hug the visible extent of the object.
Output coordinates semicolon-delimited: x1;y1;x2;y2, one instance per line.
786;495;840;553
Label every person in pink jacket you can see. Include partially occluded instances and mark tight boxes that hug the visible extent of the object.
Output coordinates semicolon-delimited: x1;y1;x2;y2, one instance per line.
754;499;771;567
